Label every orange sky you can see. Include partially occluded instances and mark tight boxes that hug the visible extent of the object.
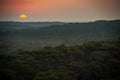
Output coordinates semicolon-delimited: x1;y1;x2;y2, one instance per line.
0;0;120;22
0;0;90;12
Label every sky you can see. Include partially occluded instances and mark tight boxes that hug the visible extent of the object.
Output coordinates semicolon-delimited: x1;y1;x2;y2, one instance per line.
0;0;120;22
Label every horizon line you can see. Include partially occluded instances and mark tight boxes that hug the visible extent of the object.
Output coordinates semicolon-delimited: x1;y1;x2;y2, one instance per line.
0;19;119;23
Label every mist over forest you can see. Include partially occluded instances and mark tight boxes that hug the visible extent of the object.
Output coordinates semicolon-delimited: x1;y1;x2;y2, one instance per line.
0;20;120;80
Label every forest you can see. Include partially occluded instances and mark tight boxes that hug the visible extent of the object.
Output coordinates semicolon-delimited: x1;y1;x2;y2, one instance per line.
0;40;120;80
0;20;120;51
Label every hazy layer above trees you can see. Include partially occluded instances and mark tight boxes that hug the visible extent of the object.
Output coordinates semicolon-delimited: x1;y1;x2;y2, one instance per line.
0;20;120;51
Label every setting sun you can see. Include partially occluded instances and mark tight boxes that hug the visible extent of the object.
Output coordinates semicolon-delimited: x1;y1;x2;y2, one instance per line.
20;14;27;19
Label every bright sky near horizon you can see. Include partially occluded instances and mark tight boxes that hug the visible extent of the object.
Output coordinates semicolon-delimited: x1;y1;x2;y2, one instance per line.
0;0;120;22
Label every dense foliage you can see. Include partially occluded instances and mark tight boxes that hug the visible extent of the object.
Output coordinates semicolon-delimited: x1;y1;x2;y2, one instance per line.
0;41;120;80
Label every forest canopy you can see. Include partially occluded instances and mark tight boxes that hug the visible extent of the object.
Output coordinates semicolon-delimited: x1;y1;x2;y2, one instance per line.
0;40;120;80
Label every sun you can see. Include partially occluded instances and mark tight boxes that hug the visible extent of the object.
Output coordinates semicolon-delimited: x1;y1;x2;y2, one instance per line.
19;14;27;19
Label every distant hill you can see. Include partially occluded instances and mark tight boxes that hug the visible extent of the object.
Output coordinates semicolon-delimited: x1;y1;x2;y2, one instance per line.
0;20;120;51
0;21;64;31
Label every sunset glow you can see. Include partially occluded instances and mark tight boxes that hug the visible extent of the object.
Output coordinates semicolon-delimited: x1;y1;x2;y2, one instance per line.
20;14;27;19
0;0;120;22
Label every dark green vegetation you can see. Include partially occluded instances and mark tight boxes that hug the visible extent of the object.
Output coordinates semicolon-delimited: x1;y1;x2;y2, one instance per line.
0;20;120;80
0;41;120;80
0;20;120;51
